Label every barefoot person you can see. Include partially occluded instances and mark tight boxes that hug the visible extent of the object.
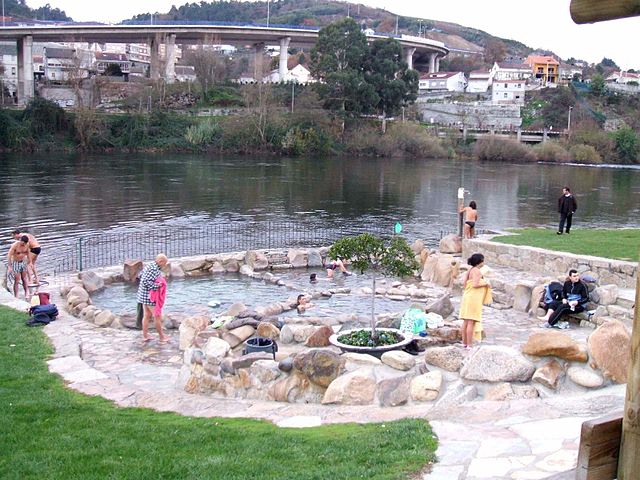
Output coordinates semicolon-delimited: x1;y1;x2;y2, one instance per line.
12;229;41;284
459;253;492;350
325;257;351;278
136;254;169;343
459;201;478;239
7;236;31;299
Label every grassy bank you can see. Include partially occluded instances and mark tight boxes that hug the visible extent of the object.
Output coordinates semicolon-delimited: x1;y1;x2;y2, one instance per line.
0;305;437;480
492;228;640;261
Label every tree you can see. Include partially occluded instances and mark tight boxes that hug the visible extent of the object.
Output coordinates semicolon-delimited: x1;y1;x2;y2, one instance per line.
184;46;233;92
328;233;419;343
612;126;639;163
310;17;373;134
484;38;507;65
590;73;606;96
365;38;418;132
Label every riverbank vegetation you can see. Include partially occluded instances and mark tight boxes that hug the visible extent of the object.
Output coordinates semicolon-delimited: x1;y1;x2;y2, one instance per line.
493;228;640;261
0;305;437;479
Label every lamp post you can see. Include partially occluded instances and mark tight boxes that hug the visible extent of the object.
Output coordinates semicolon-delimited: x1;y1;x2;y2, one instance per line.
267;0;270;27
567;105;573;135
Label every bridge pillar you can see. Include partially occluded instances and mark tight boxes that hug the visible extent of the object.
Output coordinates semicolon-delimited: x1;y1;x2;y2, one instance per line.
543;128;548;143
17;35;34;106
404;47;416;70
278;37;291;82
253;42;265;82
429;53;437;73
435;56;440;72
149;34;161;81
164;34;177;84
517;128;522;142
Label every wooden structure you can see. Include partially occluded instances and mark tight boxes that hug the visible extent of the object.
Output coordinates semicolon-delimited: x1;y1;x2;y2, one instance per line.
568;4;639;478
570;0;640;24
576;413;623;480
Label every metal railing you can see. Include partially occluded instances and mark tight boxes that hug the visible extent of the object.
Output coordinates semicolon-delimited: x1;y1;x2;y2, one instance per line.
51;221;394;274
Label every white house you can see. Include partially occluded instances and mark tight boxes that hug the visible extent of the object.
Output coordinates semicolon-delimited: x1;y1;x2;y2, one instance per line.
175;65;197;83
492;79;525;104
605;71;640;85
419;71;467;92
94;52;131;75
467;70;491;93
0;43;18;99
560;63;583;83
491;62;532;82
43;47;79;82
288;64;313;83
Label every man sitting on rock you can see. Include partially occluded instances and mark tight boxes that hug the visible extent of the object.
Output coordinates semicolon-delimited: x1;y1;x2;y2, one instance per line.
539;269;589;328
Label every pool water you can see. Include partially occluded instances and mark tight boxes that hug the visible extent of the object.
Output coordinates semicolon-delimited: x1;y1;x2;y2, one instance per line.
90;270;421;318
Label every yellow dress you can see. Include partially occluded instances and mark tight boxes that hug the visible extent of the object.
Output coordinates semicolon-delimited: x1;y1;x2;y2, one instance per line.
460;279;493;341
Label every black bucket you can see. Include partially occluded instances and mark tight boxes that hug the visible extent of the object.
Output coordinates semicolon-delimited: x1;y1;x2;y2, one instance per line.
243;337;278;360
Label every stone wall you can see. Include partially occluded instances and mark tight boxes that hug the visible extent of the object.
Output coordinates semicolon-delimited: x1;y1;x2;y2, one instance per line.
462;238;637;288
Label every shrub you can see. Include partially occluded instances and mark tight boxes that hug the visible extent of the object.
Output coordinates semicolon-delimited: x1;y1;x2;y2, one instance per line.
0;108;33;149
472;136;537;162
611;126;639;163
534;141;570;162
569;144;602;164
202;85;243;107
185;119;222;146
281;126;332;156
385;123;447;158
570;126;615;160
22;97;68;136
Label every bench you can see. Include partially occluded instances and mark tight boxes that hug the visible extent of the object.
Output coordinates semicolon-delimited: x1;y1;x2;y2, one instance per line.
576;412;623;480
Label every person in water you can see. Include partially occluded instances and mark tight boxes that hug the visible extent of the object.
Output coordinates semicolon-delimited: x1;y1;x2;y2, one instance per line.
296;294;314;313
459;201;478;239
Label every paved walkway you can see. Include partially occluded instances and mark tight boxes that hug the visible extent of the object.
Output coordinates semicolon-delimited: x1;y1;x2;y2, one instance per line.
3;288;626;480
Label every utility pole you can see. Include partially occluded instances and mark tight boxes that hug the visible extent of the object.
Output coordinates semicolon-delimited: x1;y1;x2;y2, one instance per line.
395;16;399;35
291;82;295;113
2;0;5;27
267;0;270;27
567;105;573;135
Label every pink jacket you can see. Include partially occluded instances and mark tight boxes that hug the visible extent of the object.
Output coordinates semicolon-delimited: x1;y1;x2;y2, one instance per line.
149;276;167;317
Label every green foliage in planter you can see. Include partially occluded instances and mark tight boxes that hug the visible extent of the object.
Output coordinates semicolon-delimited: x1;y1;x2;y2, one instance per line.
338;329;403;347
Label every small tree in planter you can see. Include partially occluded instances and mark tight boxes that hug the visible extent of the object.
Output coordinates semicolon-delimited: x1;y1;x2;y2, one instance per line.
328;233;419;346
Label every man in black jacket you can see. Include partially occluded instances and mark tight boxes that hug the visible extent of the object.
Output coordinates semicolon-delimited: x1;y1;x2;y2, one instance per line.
538;269;589;327
557;186;578;235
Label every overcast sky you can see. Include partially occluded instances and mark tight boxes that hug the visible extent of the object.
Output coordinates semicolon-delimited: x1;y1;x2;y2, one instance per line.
27;0;638;69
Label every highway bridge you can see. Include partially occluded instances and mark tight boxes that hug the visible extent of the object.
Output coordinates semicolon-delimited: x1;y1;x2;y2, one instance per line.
0;21;449;105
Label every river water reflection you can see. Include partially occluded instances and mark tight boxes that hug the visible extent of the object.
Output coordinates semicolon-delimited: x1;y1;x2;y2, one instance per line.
1;152;638;270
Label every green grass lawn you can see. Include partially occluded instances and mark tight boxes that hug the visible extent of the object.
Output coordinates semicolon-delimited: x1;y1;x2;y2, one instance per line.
492;228;640;262
0;306;437;480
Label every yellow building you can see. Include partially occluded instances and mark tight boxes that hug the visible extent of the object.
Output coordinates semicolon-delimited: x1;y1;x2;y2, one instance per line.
525;55;560;85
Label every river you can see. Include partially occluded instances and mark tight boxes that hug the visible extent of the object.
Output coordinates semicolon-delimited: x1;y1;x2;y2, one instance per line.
1;152;639;272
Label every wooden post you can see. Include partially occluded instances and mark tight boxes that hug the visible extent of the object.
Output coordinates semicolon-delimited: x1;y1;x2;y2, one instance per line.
570;0;640;24
618;258;640;479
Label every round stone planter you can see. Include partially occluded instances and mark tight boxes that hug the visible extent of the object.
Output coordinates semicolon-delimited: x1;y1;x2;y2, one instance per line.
329;328;412;358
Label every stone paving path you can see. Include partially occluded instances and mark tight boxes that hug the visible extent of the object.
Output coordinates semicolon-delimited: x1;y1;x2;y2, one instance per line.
2;288;626;480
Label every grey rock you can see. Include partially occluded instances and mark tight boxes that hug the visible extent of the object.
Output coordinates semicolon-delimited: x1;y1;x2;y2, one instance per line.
460;346;535;382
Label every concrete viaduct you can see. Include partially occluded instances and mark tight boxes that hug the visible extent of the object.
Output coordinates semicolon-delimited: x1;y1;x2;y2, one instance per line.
0;23;449;105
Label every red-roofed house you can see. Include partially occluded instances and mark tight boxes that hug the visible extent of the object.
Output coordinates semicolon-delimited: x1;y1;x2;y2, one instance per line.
605;71;640;85
525;55;560;85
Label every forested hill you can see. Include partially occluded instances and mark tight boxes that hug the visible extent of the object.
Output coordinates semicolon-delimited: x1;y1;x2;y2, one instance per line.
4;0;71;21
125;0;531;60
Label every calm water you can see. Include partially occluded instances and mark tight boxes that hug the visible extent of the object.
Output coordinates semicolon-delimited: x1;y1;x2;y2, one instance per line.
1;152;639;272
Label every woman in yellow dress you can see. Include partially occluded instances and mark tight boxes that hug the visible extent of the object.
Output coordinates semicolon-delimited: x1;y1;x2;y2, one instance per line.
459;253;492;350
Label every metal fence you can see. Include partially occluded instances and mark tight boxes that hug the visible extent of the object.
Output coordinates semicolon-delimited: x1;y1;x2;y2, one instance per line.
51;221;395;274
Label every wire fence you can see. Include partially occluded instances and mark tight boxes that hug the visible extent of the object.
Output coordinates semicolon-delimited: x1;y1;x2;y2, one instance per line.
51;221;399;274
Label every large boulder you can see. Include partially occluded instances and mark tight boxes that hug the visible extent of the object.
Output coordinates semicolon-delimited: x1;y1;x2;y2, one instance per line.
79;271;105;293
588;320;631;383
532;359;563;389
513;281;536;312
179;316;210;350
66;286;90;307
169;262;185;278
256;322;280;340
411;239;425;255
521;331;588;362
380;350;416;371
245;250;269;271
377;374;411;407
94;309;116;327
307;249;324;268
439;234;462;254
410;371;443;402
203;337;231;362
460;346;535;382
123;259;144;282
529;285;545;313
591;285;618;306
294;349;345;387
567;367;604;389
425;294;454;319
305;326;333;348
322;367;376;405
287;249;308;268
423;346;465;372
421;253;460;287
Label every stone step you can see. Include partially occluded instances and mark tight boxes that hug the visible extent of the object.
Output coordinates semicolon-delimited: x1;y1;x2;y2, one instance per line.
615;288;636;310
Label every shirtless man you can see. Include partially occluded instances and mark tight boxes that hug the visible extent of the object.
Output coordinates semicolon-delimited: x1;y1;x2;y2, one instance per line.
7;236;31;299
12;229;41;283
459;201;479;239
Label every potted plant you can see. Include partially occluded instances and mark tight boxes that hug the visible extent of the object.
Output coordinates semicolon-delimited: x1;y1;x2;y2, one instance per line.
327;233;419;354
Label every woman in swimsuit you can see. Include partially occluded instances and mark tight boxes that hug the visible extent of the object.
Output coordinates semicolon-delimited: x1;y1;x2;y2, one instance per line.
459;201;478;239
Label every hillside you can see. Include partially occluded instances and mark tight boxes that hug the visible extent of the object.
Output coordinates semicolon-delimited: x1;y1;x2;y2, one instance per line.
125;0;535;61
3;0;71;21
